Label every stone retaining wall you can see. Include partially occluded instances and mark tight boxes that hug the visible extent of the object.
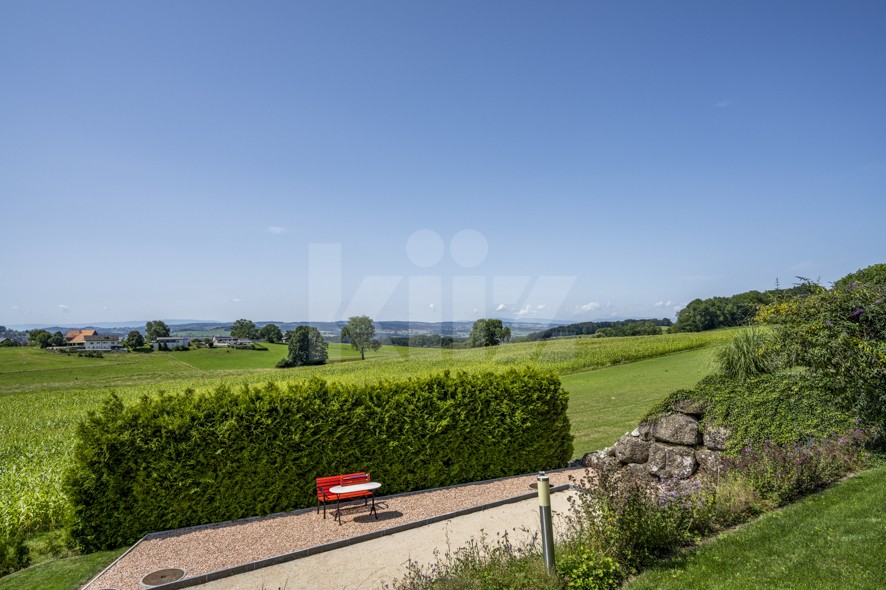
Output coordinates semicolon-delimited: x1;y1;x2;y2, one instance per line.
577;399;731;481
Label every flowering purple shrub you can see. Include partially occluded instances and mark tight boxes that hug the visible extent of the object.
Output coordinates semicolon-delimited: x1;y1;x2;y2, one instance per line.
724;430;869;506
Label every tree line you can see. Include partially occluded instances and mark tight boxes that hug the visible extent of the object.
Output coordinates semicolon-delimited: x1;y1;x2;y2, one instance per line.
522;318;672;341
670;281;822;333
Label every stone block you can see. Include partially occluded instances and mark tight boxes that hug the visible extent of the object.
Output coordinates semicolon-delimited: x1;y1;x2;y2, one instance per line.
652;413;701;446
614;434;651;464
703;425;732;451
647;443;698;480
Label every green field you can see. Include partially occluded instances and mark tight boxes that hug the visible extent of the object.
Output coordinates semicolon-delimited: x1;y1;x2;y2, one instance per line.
0;343;397;395
0;331;732;544
562;345;718;452
625;464;886;590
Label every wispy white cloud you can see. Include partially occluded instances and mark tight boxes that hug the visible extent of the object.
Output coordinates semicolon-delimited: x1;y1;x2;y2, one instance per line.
428;303;436;311
715;98;734;108
267;226;286;235
12;305;19;310
581;302;601;312
515;305;533;316
536;304;547;310
58;304;70;311
231;298;245;303
654;300;674;308
496;303;508;312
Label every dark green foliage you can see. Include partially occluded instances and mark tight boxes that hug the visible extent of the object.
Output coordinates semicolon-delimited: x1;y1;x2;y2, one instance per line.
759;271;886;433
525;319;672;341
0;532;30;576
145;320;170;341
124;330;145;349
834;263;886;292
277;325;328;367
28;329;52;348
64;368;573;550
48;331;66;347
645;373;857;452
670;284;819;333
230;318;259;340
76;351;104;358
258;323;283;343
467;319;511;347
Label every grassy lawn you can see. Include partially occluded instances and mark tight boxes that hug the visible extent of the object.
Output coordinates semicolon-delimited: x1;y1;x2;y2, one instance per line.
0;548;124;590
0;347;196;394
625;465;886;590
562;345;718;456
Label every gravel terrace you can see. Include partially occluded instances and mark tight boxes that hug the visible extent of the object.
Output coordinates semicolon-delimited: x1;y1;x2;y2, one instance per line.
85;468;586;590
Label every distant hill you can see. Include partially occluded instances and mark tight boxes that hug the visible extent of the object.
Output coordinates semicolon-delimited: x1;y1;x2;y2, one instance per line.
7;318;572;341
170;319;570;341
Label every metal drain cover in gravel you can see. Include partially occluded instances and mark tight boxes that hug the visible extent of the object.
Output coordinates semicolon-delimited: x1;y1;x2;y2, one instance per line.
141;568;185;586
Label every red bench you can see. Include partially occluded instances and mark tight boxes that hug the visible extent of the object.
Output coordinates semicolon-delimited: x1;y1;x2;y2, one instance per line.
316;472;374;520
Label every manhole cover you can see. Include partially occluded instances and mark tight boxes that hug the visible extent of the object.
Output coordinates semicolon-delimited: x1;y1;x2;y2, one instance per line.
141;568;185;586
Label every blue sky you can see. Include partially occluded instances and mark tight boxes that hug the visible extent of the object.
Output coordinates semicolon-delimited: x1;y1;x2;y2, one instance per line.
2;1;884;326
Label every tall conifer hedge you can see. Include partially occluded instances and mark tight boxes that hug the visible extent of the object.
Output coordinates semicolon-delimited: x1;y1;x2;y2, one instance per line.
65;368;572;550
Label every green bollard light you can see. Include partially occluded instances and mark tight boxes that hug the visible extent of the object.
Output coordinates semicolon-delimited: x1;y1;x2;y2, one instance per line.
537;471;556;573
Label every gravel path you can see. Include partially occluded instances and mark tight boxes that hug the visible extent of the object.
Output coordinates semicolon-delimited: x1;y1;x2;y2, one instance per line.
85;468;585;590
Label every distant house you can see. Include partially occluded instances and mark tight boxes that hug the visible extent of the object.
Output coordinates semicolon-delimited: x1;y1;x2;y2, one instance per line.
83;334;124;351
65;329;97;345
152;336;190;350
212;335;252;347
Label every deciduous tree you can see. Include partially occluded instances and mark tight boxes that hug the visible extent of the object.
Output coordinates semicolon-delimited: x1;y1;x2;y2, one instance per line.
340;315;381;360
28;329;52;348
230;319;259;340
145;321;170;341
277;326;328;367
259;323;283;343
467;319;511;347
124;330;145;349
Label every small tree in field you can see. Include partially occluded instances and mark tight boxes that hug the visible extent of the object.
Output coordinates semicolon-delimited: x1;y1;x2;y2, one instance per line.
124;330;145;349
230;319;259;340
146;321;170;341
259;323;283;343
340;315;381;360
467;319;511;347
277;326;328;367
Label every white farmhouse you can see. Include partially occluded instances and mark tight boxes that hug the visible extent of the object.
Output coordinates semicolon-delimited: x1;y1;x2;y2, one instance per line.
152;336;191;350
83;334;124;351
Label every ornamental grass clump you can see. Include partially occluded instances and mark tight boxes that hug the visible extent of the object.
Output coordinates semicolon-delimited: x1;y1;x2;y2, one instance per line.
715;327;774;381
